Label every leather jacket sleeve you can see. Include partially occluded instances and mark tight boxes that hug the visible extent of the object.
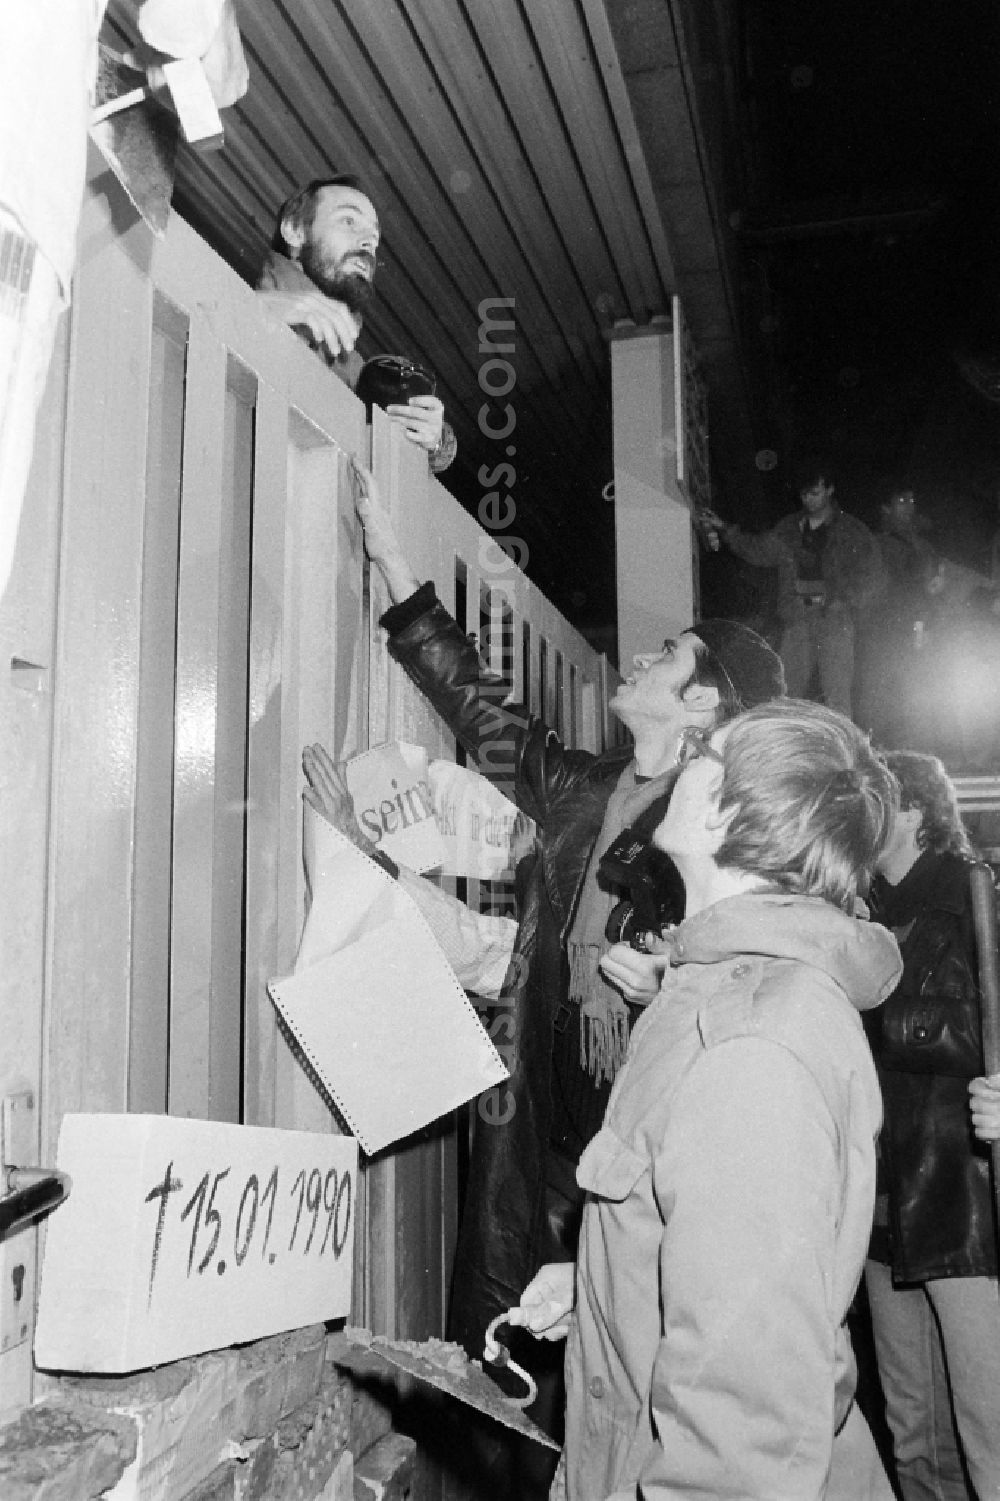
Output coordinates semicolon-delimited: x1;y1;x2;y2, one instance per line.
383;588;600;827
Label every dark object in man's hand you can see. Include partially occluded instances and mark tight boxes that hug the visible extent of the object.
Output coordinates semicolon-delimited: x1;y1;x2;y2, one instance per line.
356;355;435;416
600;790;685;950
605;897;656;952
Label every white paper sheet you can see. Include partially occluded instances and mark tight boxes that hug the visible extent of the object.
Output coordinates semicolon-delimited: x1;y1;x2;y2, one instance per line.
269;806;508;1154
344;740;446;873
427;758;535;880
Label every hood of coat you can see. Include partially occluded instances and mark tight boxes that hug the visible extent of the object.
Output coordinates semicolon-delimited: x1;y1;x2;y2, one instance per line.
665;892;902;1012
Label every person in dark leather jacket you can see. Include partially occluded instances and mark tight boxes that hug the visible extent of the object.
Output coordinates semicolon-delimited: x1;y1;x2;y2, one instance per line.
351;461;785;1494
865;750;1000;1501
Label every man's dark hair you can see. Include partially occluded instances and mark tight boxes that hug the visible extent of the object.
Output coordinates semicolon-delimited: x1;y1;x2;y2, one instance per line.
271;175;369;252
884;750;974;857
794;456;835;494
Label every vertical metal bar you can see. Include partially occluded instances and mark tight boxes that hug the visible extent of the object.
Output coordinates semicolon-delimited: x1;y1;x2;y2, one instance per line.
243;385;288;1128
130;298;188;1114
167;317;230;1119
204;362;255;1122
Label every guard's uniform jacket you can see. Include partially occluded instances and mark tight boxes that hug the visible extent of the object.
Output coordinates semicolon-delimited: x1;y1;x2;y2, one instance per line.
722;504;884;622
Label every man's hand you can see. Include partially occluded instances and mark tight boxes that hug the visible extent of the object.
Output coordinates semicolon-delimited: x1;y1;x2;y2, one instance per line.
506;1262;576;1341
349;459;421;603
696;507;728;551
969;1073;1000;1140
256;289;360;363
385;395;445;455
302;744;372;852
599;942;668;1005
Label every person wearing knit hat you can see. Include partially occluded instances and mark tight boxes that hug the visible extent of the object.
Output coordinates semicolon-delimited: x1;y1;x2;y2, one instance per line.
691;616;790;707
348;458;785;1499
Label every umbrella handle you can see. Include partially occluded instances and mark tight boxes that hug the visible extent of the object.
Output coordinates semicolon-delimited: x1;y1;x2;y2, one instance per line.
483;1313;538;1410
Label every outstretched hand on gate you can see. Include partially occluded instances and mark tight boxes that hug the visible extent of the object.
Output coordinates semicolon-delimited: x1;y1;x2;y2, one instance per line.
302;743;374;856
349;457;422;606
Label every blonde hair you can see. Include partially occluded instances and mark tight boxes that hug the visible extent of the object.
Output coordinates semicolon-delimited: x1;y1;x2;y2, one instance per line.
714;699;897;912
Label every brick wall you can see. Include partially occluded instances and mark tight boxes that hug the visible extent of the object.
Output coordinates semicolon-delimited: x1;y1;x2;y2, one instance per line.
0;1326;414;1501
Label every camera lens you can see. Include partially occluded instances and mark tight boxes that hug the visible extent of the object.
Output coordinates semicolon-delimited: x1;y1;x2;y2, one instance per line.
605;900;649;950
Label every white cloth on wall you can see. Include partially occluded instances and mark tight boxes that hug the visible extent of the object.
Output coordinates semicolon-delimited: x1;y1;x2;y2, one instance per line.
0;2;247;604
0;206;63;601
0;3;106;601
0;2;247;298
0;2;107;302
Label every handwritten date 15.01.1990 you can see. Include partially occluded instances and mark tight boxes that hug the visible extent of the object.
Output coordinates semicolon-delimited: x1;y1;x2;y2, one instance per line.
143;1161;352;1307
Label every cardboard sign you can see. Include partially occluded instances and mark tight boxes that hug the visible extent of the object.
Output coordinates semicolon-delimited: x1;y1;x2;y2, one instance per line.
34;1114;356;1373
428;759;534;880
269;808;509;1155
344;741;445;873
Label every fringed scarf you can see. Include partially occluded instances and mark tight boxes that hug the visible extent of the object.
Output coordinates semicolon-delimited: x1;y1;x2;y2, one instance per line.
567;762;676;1085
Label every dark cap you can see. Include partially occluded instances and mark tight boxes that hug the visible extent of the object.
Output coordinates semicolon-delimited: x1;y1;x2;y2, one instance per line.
690;618;786;709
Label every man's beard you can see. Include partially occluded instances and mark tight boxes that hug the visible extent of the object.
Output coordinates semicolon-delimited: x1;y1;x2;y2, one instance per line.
300;241;376;314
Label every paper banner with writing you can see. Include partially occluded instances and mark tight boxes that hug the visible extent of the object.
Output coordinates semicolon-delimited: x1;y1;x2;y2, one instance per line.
344;740;445;873
268;805;508;1154
427;759;534;880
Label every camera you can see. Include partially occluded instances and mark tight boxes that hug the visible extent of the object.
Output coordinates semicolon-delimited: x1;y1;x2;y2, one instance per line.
599;791;685;951
606;896;658;951
355;355;436;417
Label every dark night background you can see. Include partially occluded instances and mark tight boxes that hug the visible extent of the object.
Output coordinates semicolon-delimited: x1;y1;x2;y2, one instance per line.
702;0;1000;622
455;0;1000;651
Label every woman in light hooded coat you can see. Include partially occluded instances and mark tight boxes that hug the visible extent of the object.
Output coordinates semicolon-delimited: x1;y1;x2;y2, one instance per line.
511;699;902;1501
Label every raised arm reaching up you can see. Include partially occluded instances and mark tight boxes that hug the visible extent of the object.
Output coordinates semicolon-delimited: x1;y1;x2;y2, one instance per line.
350;458;421;605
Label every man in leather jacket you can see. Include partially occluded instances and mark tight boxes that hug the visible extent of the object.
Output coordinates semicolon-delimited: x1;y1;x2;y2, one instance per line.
865;750;1000;1501
352;462;785;1493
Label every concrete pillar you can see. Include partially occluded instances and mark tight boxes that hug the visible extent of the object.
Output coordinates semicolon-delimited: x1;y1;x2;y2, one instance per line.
611;319;698;668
